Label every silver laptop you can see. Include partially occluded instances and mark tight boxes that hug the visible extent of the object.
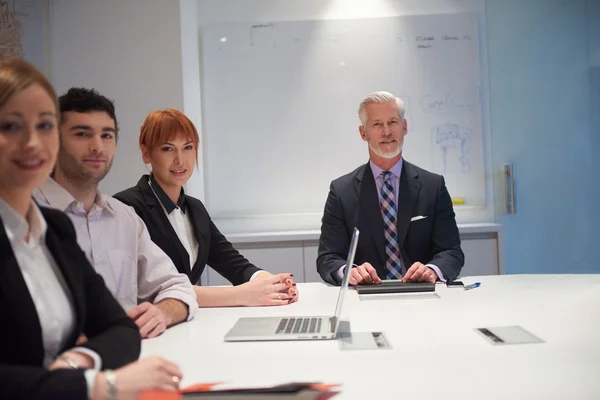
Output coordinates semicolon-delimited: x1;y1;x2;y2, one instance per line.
224;228;359;342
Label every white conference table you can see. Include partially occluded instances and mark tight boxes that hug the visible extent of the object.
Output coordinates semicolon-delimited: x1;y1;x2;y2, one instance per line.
141;275;600;399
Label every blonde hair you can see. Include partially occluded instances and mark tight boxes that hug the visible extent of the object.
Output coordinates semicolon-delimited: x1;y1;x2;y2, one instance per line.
0;58;58;114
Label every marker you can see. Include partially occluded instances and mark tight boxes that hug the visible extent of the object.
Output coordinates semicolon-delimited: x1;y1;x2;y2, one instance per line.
464;282;480;291
452;197;465;205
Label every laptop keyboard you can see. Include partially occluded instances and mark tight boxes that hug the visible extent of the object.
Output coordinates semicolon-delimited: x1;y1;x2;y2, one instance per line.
275;317;321;334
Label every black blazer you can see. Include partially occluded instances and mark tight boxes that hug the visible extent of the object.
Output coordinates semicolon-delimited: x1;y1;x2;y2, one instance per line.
0;206;141;400
114;175;261;286
317;160;464;285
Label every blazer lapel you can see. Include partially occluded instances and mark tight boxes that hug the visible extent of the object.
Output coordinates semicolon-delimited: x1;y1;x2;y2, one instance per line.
184;200;206;272
356;163;386;266
397;161;421;250
43;224;83;347
0;218;44;364
138;177;192;275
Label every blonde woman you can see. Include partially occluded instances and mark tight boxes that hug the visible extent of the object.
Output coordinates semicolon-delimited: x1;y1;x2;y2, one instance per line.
0;59;182;399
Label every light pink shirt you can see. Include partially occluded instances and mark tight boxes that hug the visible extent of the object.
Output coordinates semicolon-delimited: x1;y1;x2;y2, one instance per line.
33;178;197;319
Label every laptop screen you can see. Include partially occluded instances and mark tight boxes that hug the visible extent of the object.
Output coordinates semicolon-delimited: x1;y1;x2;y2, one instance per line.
331;227;359;334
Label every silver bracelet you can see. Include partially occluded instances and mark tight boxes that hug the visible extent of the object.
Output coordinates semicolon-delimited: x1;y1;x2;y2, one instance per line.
104;369;117;400
58;354;79;369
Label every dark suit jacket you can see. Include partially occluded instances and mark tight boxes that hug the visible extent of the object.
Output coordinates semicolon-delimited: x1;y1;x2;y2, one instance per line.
0;206;141;400
114;175;261;286
317;160;464;285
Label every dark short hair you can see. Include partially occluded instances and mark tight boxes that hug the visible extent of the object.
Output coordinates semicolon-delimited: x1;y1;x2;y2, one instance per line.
59;87;119;135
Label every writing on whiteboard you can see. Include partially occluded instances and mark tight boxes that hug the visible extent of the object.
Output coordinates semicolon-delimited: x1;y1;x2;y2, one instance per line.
250;22;275;47
414;33;472;48
433;124;472;174
421;92;479;114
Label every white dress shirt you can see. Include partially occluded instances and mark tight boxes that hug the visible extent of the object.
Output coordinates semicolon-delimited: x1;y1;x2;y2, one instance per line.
0;198;100;397
147;176;266;282
148;178;199;272
33;178;197;320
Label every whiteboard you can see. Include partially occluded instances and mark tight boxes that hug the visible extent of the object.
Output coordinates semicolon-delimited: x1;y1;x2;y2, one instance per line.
201;13;486;232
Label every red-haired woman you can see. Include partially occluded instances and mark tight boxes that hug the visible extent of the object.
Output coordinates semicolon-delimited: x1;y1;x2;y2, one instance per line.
115;109;298;307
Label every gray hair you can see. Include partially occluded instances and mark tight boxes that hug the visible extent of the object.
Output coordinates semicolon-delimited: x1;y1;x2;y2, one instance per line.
358;91;405;126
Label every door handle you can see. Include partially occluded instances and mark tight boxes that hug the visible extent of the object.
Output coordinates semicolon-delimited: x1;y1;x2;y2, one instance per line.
503;164;516;214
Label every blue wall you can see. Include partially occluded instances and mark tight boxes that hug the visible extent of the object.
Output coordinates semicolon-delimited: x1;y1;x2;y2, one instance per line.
588;0;600;176
487;0;600;274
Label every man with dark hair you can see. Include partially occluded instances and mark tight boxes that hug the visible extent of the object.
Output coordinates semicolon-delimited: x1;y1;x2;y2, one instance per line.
59;88;119;133
34;88;197;339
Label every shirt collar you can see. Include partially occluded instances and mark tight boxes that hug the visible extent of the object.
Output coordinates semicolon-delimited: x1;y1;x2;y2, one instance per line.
370;157;403;181
34;177;115;216
0;197;47;243
149;174;186;214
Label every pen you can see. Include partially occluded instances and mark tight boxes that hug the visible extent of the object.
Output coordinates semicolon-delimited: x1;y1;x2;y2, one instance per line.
464;282;481;291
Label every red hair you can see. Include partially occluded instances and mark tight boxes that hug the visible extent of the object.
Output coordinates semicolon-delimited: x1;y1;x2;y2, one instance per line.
139;109;199;161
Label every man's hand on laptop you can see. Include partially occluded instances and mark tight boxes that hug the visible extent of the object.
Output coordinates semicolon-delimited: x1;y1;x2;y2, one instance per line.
349;263;382;285
402;262;437;284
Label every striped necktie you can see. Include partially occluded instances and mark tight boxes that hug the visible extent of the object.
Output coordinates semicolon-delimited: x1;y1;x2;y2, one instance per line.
380;171;404;279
